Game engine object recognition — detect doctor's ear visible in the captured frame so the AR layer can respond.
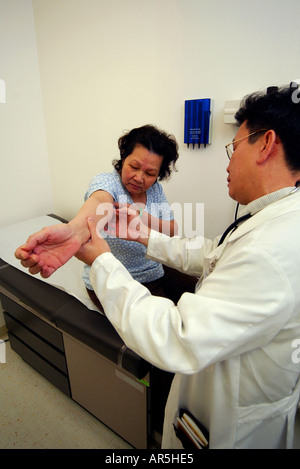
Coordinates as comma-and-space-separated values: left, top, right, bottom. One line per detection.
258, 130, 278, 162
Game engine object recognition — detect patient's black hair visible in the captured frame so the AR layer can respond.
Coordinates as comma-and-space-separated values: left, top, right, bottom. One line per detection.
113, 124, 179, 181
235, 84, 300, 171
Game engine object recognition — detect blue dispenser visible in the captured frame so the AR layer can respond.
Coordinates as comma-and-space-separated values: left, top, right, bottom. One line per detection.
184, 98, 211, 148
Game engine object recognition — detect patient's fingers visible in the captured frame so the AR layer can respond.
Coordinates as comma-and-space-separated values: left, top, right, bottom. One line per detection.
15, 247, 29, 260
40, 266, 56, 278
22, 258, 54, 278
28, 263, 42, 275
20, 254, 39, 268
15, 228, 52, 261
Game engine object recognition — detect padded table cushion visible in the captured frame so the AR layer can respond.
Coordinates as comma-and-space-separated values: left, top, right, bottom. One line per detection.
0, 258, 151, 379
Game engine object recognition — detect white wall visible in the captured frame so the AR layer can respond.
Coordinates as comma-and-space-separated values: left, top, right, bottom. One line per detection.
0, 0, 53, 227
0, 0, 53, 328
32, 0, 300, 239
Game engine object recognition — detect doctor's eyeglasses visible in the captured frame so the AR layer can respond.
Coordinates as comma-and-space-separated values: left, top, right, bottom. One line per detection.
225, 129, 267, 160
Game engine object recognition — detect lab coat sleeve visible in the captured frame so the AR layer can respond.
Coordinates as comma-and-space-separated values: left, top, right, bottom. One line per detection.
89, 243, 295, 374
146, 230, 217, 277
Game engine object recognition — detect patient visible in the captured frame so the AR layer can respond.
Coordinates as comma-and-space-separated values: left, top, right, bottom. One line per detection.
15, 124, 198, 307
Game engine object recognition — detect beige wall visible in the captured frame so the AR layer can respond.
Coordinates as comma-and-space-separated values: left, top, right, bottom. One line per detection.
0, 0, 53, 228
0, 0, 53, 329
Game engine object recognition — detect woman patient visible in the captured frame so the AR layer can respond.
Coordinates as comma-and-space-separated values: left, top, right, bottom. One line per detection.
15, 124, 197, 308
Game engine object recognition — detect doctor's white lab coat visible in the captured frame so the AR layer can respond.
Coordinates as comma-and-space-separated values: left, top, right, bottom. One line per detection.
90, 190, 300, 449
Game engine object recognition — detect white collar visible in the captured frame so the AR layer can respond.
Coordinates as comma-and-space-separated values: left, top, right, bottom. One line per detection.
239, 187, 296, 218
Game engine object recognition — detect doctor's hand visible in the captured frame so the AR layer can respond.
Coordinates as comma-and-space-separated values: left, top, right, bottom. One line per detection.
114, 204, 150, 246
14, 223, 83, 278
75, 218, 111, 266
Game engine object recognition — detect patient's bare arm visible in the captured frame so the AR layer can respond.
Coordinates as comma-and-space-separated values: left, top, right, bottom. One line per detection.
14, 190, 114, 278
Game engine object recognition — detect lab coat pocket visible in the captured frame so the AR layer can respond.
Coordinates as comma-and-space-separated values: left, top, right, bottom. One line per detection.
173, 408, 209, 450
234, 380, 300, 449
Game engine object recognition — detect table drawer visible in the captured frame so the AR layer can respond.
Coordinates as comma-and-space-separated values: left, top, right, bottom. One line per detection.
8, 332, 71, 397
4, 311, 67, 373
1, 295, 64, 351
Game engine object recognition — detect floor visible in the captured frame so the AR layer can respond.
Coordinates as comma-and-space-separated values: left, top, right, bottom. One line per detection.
0, 334, 132, 449
1, 331, 300, 450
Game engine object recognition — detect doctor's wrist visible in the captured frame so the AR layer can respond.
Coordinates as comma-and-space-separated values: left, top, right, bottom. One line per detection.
137, 226, 150, 247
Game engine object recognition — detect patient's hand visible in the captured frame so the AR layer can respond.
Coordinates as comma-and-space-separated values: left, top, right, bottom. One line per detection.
75, 219, 111, 266
14, 223, 82, 278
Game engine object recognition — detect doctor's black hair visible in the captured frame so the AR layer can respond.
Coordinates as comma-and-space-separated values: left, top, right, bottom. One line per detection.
113, 124, 179, 181
235, 84, 300, 172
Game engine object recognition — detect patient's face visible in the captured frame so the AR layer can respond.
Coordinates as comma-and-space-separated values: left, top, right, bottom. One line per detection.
121, 144, 163, 198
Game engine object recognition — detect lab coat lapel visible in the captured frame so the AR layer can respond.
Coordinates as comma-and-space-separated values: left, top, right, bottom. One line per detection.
228, 194, 300, 244
203, 192, 300, 279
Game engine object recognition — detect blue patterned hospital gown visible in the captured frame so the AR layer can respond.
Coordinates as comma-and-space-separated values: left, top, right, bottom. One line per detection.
82, 171, 174, 289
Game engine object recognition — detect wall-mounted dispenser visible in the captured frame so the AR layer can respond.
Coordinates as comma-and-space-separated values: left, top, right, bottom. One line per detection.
184, 98, 212, 148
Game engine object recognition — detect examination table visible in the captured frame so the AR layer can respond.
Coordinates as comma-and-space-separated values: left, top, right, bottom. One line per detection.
0, 215, 173, 449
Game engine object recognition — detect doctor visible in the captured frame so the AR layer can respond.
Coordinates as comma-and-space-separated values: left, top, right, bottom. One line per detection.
77, 85, 300, 448
31, 85, 300, 448
76, 85, 300, 448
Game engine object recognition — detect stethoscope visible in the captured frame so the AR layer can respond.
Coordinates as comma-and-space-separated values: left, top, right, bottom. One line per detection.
218, 181, 300, 246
